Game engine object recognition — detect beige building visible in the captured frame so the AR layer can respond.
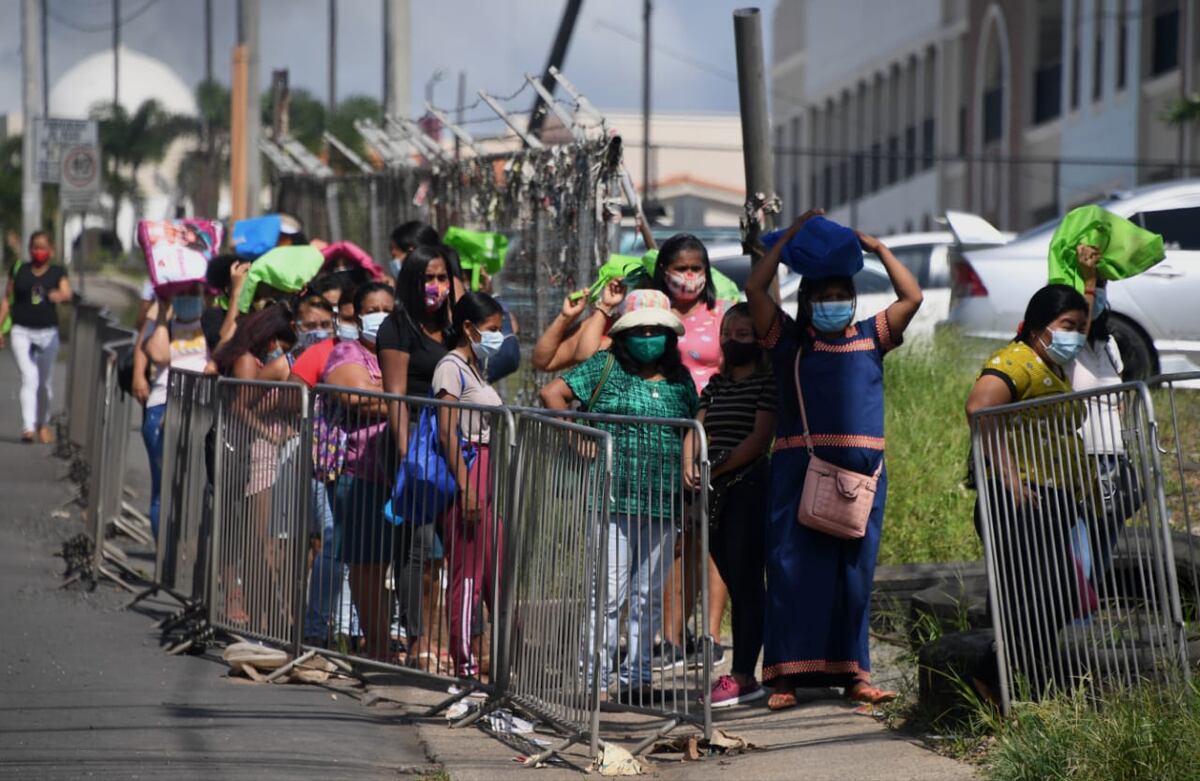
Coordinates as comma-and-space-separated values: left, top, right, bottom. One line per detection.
771, 0, 1200, 234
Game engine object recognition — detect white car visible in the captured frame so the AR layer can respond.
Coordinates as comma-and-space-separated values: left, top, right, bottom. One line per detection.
709, 233, 964, 337
944, 179, 1200, 379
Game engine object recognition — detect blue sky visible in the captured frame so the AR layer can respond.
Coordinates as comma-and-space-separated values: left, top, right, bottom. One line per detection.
0, 0, 773, 122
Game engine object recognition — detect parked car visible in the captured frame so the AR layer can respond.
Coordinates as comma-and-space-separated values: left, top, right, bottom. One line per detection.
707, 233, 963, 336
945, 179, 1200, 380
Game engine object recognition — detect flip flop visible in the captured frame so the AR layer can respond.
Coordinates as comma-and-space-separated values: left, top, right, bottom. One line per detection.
767, 691, 799, 711
845, 684, 897, 705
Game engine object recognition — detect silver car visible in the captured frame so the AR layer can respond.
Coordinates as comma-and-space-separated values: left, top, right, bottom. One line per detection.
945, 179, 1200, 379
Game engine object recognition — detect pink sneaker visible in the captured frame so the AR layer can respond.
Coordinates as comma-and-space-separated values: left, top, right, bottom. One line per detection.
708, 674, 765, 709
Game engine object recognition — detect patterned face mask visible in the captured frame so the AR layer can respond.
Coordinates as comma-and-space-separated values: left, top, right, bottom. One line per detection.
665, 271, 706, 302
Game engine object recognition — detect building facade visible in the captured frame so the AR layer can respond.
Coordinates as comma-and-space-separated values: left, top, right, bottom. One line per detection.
772, 0, 1200, 234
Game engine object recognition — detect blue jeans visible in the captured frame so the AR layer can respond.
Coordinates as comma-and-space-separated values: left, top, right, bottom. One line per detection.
305, 478, 348, 641
141, 403, 166, 539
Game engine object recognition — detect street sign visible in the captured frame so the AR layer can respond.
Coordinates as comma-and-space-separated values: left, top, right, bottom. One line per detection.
33, 118, 101, 212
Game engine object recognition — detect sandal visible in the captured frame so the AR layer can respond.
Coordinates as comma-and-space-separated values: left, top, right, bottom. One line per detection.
767, 690, 799, 711
844, 684, 897, 705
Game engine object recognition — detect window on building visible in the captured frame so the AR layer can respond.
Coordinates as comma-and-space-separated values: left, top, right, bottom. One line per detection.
922, 117, 935, 169
790, 116, 801, 207
904, 125, 916, 178
1070, 0, 1081, 110
823, 164, 832, 208
886, 135, 899, 185
958, 105, 966, 155
871, 141, 882, 192
774, 125, 786, 203
853, 152, 864, 198
1117, 0, 1128, 90
983, 87, 1003, 144
1150, 1, 1180, 77
1093, 29, 1104, 102
1033, 2, 1063, 124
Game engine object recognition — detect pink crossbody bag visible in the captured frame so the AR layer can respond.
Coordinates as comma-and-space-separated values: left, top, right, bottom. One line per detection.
793, 349, 880, 540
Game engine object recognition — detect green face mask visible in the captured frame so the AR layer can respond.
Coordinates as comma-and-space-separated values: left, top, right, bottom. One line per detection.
625, 333, 668, 364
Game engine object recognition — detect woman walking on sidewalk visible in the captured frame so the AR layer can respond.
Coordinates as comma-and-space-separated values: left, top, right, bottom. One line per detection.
745, 210, 922, 710
0, 231, 73, 443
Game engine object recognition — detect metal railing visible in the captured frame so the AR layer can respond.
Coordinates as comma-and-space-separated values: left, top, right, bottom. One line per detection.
970, 381, 1190, 713
1149, 372, 1200, 624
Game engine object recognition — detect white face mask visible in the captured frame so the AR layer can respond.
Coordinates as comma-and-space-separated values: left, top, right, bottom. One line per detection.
359, 312, 388, 343
470, 329, 506, 362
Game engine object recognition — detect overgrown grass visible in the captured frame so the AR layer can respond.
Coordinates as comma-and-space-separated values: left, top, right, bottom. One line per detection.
983, 683, 1200, 781
879, 332, 984, 564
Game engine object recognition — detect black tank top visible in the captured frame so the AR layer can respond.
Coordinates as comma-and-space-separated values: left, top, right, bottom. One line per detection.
11, 263, 66, 329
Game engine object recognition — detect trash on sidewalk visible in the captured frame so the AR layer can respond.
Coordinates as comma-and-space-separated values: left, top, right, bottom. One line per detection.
649, 729, 756, 760
594, 743, 645, 776
221, 642, 337, 684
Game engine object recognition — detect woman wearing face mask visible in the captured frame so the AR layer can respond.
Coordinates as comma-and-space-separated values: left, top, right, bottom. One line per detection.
746, 210, 923, 710
682, 303, 777, 708
0, 231, 73, 443
541, 289, 699, 699
388, 220, 440, 278
319, 282, 397, 660
139, 284, 210, 538
432, 292, 506, 678
210, 301, 296, 379
257, 295, 334, 381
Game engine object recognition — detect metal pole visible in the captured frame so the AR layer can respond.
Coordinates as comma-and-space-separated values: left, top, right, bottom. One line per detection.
525, 0, 584, 140
21, 0, 43, 245
641, 0, 651, 199
204, 0, 213, 83
327, 0, 337, 112
455, 70, 466, 160
39, 0, 47, 115
383, 0, 411, 118
733, 7, 776, 248
112, 0, 120, 106
239, 0, 262, 216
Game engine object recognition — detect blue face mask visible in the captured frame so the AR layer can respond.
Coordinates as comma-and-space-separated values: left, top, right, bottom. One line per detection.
389, 258, 403, 278
172, 295, 204, 322
359, 311, 388, 343
1093, 288, 1108, 317
265, 346, 285, 363
296, 329, 330, 351
811, 300, 855, 333
1043, 329, 1087, 365
336, 321, 360, 342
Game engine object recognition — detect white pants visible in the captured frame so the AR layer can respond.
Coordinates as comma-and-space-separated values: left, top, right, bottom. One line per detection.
9, 325, 59, 432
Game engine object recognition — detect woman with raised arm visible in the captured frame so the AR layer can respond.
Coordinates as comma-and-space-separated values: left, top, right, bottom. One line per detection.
745, 209, 922, 710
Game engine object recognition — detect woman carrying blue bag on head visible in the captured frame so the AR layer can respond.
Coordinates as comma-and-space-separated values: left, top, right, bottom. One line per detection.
746, 210, 923, 711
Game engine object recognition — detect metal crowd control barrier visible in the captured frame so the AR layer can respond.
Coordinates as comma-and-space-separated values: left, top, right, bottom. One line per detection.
301, 385, 514, 709
1148, 372, 1200, 624
79, 324, 145, 591
65, 302, 105, 456
465, 411, 613, 762
209, 378, 312, 652
492, 407, 713, 759
970, 381, 1189, 713
151, 370, 219, 606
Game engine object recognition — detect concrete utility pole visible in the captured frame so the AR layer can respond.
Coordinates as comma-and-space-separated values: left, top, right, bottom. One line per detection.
112, 0, 120, 106
642, 0, 652, 198
328, 0, 337, 112
39, 0, 47, 115
238, 0, 261, 216
733, 7, 776, 249
383, 0, 411, 117
21, 0, 43, 245
204, 0, 213, 83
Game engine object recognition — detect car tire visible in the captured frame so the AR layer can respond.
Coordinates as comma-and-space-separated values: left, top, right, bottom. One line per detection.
1107, 314, 1158, 381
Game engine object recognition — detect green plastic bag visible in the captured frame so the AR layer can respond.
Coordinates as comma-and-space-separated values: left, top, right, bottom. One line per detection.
577, 249, 743, 305
443, 227, 508, 291
237, 245, 325, 313
1048, 205, 1165, 293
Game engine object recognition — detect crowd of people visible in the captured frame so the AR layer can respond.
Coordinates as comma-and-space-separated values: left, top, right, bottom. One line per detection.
1, 200, 1144, 710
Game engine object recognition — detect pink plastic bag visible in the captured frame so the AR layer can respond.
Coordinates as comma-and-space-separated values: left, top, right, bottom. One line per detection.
320, 241, 386, 282
138, 219, 224, 296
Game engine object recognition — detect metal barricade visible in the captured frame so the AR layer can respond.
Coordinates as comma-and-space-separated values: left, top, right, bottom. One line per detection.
66, 302, 105, 455
154, 370, 219, 604
302, 385, 514, 703
473, 411, 612, 762
970, 381, 1189, 713
1149, 372, 1200, 625
502, 407, 713, 757
208, 378, 312, 652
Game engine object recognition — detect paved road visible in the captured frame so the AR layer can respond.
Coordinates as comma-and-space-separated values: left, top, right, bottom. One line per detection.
0, 361, 432, 781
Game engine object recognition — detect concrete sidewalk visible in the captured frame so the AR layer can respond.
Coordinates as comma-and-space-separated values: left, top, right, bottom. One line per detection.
0, 354, 977, 780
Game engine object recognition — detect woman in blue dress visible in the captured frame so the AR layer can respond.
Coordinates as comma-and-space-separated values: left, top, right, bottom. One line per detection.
745, 209, 923, 709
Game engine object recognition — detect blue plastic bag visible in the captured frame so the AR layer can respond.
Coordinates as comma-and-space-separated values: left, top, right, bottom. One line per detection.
762, 216, 863, 279
388, 403, 476, 526
231, 215, 282, 260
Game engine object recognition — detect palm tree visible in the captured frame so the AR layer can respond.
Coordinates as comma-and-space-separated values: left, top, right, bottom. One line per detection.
90, 98, 196, 248
328, 95, 382, 164
1165, 95, 1200, 126
0, 135, 22, 265
177, 79, 231, 218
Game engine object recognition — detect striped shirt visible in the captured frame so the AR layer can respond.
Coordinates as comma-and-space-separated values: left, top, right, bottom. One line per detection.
699, 369, 777, 453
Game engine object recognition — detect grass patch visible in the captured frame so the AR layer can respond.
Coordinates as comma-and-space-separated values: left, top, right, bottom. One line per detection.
982, 683, 1200, 781
880, 332, 984, 564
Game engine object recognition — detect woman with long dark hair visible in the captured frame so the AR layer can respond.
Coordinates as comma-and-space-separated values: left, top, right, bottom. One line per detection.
541, 289, 699, 698
210, 302, 296, 379
432, 292, 506, 678
746, 209, 923, 710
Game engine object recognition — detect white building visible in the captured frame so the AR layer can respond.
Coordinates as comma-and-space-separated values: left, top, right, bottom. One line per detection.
771, 0, 1200, 233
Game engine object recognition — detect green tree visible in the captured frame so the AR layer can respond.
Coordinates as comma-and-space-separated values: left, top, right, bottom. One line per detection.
0, 135, 22, 265
328, 94, 382, 164
177, 79, 231, 218
261, 87, 326, 152
90, 98, 196, 248
1166, 94, 1200, 126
